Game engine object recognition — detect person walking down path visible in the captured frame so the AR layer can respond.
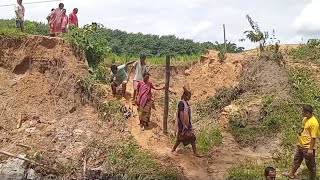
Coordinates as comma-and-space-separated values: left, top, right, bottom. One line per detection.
48, 3, 64, 37
171, 87, 202, 158
69, 8, 78, 27
287, 105, 319, 180
128, 53, 147, 105
135, 72, 164, 131
61, 9, 69, 33
15, 0, 25, 32
110, 61, 135, 97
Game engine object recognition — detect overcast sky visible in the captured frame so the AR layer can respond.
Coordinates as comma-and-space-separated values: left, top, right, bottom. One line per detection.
0, 0, 319, 49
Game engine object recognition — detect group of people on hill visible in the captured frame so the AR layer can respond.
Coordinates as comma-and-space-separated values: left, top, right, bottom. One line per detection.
46, 3, 78, 37
110, 55, 319, 178
110, 54, 202, 157
14, 0, 79, 37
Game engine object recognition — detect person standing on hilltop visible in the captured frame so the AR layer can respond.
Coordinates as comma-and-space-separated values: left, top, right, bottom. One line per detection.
61, 9, 69, 33
15, 0, 25, 32
48, 3, 64, 37
171, 87, 202, 158
135, 72, 164, 131
110, 61, 135, 97
287, 105, 319, 180
128, 53, 148, 105
69, 8, 78, 27
46, 8, 55, 36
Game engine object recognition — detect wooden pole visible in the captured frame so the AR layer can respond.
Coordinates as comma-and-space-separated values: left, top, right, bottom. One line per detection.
163, 55, 170, 134
223, 24, 227, 52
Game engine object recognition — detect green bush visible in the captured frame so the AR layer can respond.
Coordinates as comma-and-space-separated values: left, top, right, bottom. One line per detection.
290, 39, 320, 63
197, 126, 222, 153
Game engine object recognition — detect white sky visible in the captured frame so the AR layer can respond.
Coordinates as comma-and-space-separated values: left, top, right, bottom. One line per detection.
0, 0, 319, 49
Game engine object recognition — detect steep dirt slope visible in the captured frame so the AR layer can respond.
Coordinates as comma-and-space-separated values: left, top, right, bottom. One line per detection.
0, 35, 117, 178
125, 50, 276, 179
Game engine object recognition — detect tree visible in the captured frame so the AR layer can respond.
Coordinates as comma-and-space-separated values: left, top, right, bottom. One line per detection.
243, 15, 268, 52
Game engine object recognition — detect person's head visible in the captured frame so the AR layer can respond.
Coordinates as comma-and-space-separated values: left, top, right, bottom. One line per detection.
143, 72, 150, 81
62, 9, 66, 14
181, 87, 191, 101
264, 167, 276, 180
51, 8, 55, 12
111, 64, 118, 74
73, 8, 78, 14
58, 3, 64, 9
302, 104, 313, 118
140, 53, 146, 62
17, 0, 22, 5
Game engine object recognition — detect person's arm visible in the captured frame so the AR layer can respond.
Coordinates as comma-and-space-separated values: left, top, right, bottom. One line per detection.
308, 123, 319, 154
110, 72, 115, 83
151, 83, 165, 90
127, 61, 137, 81
14, 6, 20, 19
126, 60, 136, 67
178, 102, 188, 130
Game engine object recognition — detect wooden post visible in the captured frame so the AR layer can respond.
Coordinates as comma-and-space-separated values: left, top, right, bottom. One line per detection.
163, 55, 170, 134
223, 24, 227, 52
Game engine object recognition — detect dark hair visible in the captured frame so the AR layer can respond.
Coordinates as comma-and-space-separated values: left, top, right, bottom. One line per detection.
264, 166, 275, 176
140, 53, 146, 59
51, 8, 54, 11
181, 87, 191, 100
74, 8, 78, 11
111, 64, 117, 69
63, 8, 66, 11
303, 104, 313, 114
143, 72, 150, 77
58, 3, 64, 7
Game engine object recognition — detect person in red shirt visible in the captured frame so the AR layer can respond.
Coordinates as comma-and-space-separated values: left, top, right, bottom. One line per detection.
69, 8, 78, 27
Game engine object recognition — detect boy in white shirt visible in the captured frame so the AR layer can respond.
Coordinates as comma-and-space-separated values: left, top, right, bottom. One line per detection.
129, 54, 147, 105
15, 0, 25, 32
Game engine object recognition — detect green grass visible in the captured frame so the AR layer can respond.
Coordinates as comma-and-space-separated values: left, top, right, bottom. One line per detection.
104, 52, 200, 65
0, 26, 25, 36
87, 139, 183, 180
290, 39, 320, 64
196, 86, 245, 119
197, 126, 222, 153
227, 66, 320, 179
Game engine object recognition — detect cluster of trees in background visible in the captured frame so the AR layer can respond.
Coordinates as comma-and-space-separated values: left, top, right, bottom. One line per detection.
0, 19, 245, 58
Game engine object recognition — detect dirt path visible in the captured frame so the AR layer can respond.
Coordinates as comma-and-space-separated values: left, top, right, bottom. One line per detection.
123, 52, 274, 179
124, 82, 211, 180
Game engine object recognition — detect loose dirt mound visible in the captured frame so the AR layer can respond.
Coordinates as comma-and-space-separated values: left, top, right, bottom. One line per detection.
0, 35, 88, 131
0, 35, 114, 178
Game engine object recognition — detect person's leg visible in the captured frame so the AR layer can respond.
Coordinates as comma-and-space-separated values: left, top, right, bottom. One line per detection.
20, 21, 24, 32
122, 82, 127, 97
191, 141, 202, 158
132, 80, 137, 103
171, 140, 181, 152
304, 149, 316, 180
289, 146, 304, 178
145, 101, 152, 127
111, 82, 117, 97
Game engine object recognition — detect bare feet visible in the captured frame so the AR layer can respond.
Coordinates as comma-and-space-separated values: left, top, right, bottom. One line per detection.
171, 151, 179, 156
194, 153, 203, 158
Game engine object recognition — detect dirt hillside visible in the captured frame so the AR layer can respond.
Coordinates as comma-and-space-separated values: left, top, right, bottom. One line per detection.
0, 35, 117, 178
0, 34, 299, 180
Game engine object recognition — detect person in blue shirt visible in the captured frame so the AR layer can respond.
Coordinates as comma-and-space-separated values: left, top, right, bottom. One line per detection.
110, 61, 135, 97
